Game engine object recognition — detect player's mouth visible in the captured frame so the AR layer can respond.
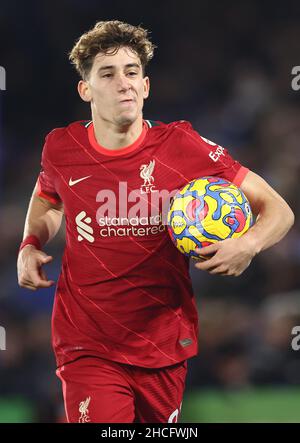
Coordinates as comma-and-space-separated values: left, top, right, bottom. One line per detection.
119, 98, 135, 104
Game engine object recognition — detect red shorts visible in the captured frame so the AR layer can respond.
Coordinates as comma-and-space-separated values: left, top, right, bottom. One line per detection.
56, 356, 187, 423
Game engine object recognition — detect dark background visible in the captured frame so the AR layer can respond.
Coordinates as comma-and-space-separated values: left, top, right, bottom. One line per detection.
0, 0, 300, 422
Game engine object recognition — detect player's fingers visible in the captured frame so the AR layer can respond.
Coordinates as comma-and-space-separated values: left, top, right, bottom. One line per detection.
194, 258, 219, 271
28, 269, 43, 287
36, 279, 55, 288
22, 279, 54, 289
195, 244, 219, 256
39, 267, 48, 281
39, 268, 56, 286
40, 255, 53, 264
28, 269, 55, 288
19, 279, 38, 291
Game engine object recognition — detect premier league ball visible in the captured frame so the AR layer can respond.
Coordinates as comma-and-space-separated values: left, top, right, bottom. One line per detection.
167, 176, 253, 259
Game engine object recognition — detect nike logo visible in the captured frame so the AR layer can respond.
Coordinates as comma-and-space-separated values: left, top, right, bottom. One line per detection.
69, 175, 92, 186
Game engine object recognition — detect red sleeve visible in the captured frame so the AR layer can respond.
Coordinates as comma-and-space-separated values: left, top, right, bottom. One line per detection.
36, 134, 62, 204
174, 120, 249, 187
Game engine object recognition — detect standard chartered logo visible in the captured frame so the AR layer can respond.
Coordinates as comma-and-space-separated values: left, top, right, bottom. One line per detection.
76, 211, 95, 243
98, 214, 166, 237
75, 182, 179, 242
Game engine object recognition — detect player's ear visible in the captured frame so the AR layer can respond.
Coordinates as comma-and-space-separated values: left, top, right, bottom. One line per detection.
143, 76, 150, 99
78, 80, 92, 102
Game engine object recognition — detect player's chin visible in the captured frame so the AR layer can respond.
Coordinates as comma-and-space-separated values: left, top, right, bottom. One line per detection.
116, 112, 137, 126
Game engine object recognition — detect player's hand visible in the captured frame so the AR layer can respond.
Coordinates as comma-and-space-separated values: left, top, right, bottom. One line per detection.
194, 237, 257, 277
17, 245, 55, 290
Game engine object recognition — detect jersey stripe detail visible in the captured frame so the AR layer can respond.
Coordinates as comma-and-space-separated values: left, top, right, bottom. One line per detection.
66, 248, 179, 365
47, 155, 192, 329
153, 156, 191, 182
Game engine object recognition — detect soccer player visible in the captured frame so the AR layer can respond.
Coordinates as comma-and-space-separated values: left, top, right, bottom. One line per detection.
17, 20, 294, 423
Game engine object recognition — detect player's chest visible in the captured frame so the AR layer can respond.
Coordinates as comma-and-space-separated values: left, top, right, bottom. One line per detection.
53, 151, 184, 241
54, 152, 183, 208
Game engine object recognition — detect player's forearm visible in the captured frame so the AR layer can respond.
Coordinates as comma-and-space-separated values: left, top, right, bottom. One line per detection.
242, 196, 295, 256
23, 185, 64, 248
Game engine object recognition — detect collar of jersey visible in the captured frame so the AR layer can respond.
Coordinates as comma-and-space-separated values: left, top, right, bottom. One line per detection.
87, 120, 148, 157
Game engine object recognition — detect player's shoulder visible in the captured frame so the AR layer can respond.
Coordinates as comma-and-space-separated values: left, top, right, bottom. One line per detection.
42, 121, 90, 160
147, 119, 193, 131
166, 119, 194, 131
45, 120, 87, 143
145, 119, 195, 144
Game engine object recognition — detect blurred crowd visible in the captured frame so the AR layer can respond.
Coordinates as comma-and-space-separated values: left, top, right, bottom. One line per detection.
0, 0, 300, 422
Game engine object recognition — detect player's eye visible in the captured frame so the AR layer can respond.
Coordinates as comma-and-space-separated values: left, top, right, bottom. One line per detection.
102, 73, 113, 78
128, 72, 138, 76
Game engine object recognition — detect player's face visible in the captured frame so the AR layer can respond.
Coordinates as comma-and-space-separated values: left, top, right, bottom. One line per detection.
79, 46, 150, 127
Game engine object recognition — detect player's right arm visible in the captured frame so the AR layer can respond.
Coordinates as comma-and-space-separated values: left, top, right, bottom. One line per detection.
17, 181, 64, 291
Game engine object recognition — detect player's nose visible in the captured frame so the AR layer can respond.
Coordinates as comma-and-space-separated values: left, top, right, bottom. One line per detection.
115, 74, 131, 92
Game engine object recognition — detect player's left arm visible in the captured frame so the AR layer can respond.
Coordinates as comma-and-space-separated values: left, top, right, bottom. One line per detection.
195, 170, 295, 276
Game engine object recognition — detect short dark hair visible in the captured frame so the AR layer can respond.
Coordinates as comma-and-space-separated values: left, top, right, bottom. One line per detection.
69, 20, 156, 79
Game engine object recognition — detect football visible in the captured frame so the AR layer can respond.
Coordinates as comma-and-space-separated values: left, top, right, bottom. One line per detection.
167, 176, 253, 259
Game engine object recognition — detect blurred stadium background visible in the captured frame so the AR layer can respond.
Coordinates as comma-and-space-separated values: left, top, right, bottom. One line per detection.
1, 0, 300, 423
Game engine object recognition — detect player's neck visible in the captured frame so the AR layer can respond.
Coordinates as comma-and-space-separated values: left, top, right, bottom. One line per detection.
92, 115, 144, 150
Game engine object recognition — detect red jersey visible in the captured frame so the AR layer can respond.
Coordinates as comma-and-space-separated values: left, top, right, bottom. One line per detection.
36, 119, 249, 369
